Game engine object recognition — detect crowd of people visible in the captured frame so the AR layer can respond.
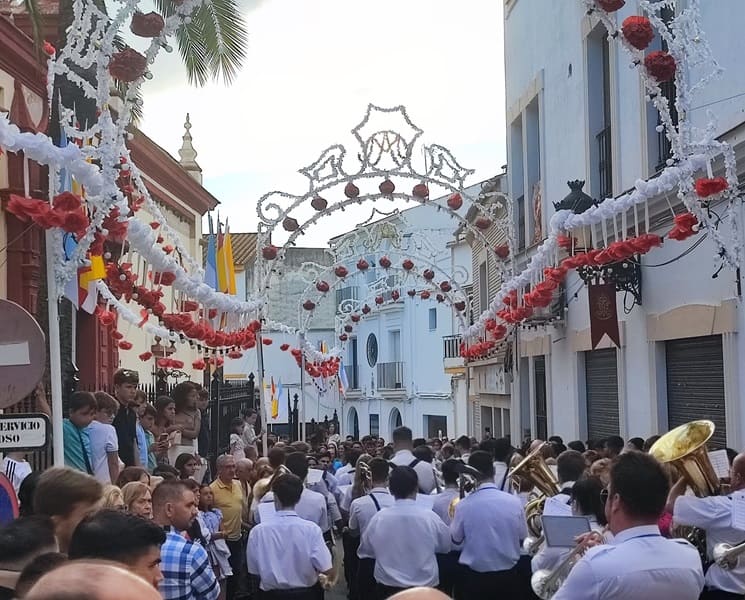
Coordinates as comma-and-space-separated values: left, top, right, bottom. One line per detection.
0, 368, 743, 600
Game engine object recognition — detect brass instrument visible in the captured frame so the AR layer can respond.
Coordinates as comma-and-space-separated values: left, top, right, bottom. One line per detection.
522, 534, 544, 556
509, 443, 560, 537
448, 463, 480, 519
531, 531, 604, 599
649, 420, 719, 563
713, 541, 745, 569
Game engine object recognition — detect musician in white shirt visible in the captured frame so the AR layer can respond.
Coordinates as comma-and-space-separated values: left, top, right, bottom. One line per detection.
430, 459, 462, 597
247, 473, 333, 599
362, 466, 450, 598
668, 451, 745, 600
390, 427, 436, 494
553, 452, 704, 600
349, 458, 394, 600
450, 451, 527, 599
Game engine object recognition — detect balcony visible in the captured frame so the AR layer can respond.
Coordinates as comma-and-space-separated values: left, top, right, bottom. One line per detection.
443, 334, 465, 371
377, 362, 404, 390
344, 364, 359, 390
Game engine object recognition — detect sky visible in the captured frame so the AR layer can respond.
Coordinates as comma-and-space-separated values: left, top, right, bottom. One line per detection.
138, 0, 507, 246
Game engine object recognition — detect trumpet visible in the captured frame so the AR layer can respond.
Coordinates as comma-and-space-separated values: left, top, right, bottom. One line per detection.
713, 541, 745, 569
531, 531, 604, 599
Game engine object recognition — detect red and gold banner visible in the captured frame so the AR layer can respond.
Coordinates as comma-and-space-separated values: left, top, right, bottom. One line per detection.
589, 283, 620, 349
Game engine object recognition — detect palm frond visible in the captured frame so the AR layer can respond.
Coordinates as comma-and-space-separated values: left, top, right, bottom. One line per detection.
194, 0, 247, 85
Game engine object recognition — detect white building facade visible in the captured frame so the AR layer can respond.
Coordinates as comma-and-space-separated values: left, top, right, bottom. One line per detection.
504, 0, 745, 448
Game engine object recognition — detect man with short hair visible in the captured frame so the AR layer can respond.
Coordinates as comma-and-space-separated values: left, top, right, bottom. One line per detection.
602, 435, 625, 459
450, 450, 526, 599
247, 474, 334, 599
363, 466, 450, 597
0, 516, 56, 599
553, 452, 704, 600
152, 480, 219, 600
390, 427, 436, 494
210, 454, 243, 599
89, 392, 120, 484
669, 452, 745, 599
25, 561, 162, 600
33, 468, 103, 553
111, 369, 141, 467
454, 436, 471, 461
68, 509, 165, 588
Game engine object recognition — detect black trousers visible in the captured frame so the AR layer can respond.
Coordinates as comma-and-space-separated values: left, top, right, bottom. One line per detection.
342, 531, 360, 600
226, 538, 244, 600
700, 590, 743, 600
356, 558, 376, 600
259, 584, 323, 600
455, 565, 518, 600
436, 551, 462, 597
375, 584, 407, 600
515, 555, 540, 600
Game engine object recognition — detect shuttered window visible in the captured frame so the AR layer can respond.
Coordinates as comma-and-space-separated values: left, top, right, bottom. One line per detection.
585, 348, 619, 441
666, 335, 726, 449
534, 356, 548, 440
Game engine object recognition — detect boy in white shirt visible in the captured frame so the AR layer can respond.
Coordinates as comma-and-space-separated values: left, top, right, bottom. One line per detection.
89, 392, 121, 484
1, 452, 32, 495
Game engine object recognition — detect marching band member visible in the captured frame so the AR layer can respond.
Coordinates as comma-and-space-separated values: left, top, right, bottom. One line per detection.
341, 454, 374, 516
390, 427, 437, 494
450, 450, 527, 599
341, 454, 373, 600
362, 466, 450, 599
431, 459, 462, 597
247, 474, 334, 599
542, 450, 586, 518
349, 458, 394, 600
553, 452, 704, 600
667, 452, 745, 600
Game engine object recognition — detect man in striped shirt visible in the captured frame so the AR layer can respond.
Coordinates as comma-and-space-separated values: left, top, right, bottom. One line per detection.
152, 480, 219, 600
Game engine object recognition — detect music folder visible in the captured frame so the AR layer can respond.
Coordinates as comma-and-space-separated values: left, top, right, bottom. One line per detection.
541, 515, 591, 547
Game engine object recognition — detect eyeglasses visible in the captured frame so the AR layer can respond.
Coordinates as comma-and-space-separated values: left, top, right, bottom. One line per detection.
600, 488, 609, 504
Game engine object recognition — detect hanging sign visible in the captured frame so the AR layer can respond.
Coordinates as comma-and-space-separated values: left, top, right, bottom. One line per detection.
0, 300, 46, 408
0, 414, 50, 451
588, 283, 621, 349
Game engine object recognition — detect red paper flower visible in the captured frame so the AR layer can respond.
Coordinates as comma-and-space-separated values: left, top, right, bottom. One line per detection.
43, 41, 55, 56
454, 301, 466, 311
303, 300, 316, 311
344, 182, 360, 198
112, 331, 124, 340
391, 290, 400, 301
422, 269, 435, 281
282, 217, 299, 232
97, 309, 116, 327
645, 51, 676, 82
183, 300, 199, 312
356, 259, 369, 271
339, 334, 348, 342
53, 191, 82, 212
262, 338, 273, 345
311, 196, 328, 211
192, 359, 206, 370
280, 343, 290, 351
668, 212, 698, 241
171, 360, 184, 369
402, 259, 414, 271
447, 193, 463, 210
149, 221, 160, 229
118, 341, 133, 350
379, 179, 395, 195
262, 245, 278, 260
378, 256, 392, 269
350, 314, 360, 322
7, 195, 50, 222
208, 308, 218, 320
694, 177, 728, 198
163, 245, 174, 255
334, 265, 348, 278
61, 211, 90, 239
622, 16, 654, 50
139, 352, 153, 362
316, 281, 330, 293
375, 296, 384, 305
494, 244, 510, 259
102, 208, 129, 242
130, 11, 165, 37
440, 281, 452, 292
344, 324, 353, 333
412, 184, 429, 199
153, 271, 176, 286
109, 47, 148, 82
596, 0, 625, 11
361, 304, 371, 314
420, 291, 431, 300
249, 320, 262, 332
474, 216, 492, 230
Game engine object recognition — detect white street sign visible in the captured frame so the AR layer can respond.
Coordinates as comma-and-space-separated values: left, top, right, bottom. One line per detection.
0, 414, 49, 451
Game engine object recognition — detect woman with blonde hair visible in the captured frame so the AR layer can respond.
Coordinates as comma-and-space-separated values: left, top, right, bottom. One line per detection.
100, 484, 125, 510
121, 481, 153, 519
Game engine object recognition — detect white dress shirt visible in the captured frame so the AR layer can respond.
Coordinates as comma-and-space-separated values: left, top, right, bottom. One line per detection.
87, 420, 119, 484
674, 494, 745, 594
246, 511, 332, 591
335, 463, 354, 485
451, 482, 527, 572
432, 487, 459, 526
553, 524, 704, 600
493, 462, 512, 492
391, 450, 437, 494
258, 488, 329, 532
349, 488, 395, 559
363, 498, 451, 587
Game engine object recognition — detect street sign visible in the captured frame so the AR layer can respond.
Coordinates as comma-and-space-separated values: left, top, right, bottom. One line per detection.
0, 299, 46, 408
0, 413, 49, 451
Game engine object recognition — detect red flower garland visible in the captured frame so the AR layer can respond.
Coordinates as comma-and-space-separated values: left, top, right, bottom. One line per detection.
694, 177, 728, 198
622, 16, 654, 50
644, 51, 676, 82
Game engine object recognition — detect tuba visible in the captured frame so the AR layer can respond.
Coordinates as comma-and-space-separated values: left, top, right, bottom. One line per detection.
448, 462, 480, 519
509, 443, 560, 537
649, 420, 719, 563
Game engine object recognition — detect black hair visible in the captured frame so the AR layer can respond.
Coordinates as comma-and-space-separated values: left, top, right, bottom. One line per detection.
285, 452, 309, 481
643, 435, 661, 452
572, 476, 607, 526
389, 466, 418, 499
242, 408, 257, 418
174, 453, 197, 477
557, 450, 586, 484
15, 552, 67, 597
493, 438, 512, 463
172, 382, 198, 412
152, 479, 191, 510
479, 438, 497, 460
18, 471, 41, 516
468, 450, 495, 479
455, 435, 471, 450
568, 440, 586, 453
69, 391, 96, 413
152, 464, 179, 481
412, 445, 433, 463
727, 447, 738, 465
346, 448, 363, 468
116, 466, 150, 488
604, 435, 625, 456
69, 510, 165, 564
610, 451, 668, 520
273, 474, 303, 508
627, 437, 645, 452
0, 516, 55, 564
548, 435, 564, 445
441, 459, 460, 486
268, 447, 286, 469
392, 426, 413, 445
412, 438, 427, 448
230, 417, 244, 432
369, 458, 390, 483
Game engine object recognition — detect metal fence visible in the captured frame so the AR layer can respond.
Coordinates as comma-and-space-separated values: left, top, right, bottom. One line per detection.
443, 335, 461, 359
377, 362, 404, 389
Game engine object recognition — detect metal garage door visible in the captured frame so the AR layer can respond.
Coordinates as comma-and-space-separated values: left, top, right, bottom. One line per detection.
585, 348, 619, 441
666, 335, 726, 449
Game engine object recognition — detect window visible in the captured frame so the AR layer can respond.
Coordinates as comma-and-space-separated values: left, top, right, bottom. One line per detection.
587, 26, 613, 200
366, 334, 378, 367
525, 97, 541, 243
369, 414, 379, 437
428, 308, 437, 331
510, 116, 525, 250
389, 330, 401, 362
478, 262, 488, 316
516, 195, 526, 251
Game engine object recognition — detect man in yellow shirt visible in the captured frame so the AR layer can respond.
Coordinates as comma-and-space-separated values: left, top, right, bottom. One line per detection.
210, 454, 244, 599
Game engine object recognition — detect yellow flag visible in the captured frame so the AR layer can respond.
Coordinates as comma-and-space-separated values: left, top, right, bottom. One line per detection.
270, 377, 278, 419
224, 221, 236, 295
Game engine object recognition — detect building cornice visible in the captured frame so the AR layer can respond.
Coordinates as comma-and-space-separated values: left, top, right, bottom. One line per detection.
0, 17, 47, 99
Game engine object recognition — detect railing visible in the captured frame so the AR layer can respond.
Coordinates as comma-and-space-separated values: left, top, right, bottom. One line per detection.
344, 364, 359, 390
377, 362, 404, 389
443, 334, 462, 359
596, 124, 613, 199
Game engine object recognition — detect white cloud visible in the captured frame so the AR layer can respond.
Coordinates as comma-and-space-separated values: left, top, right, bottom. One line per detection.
138, 0, 506, 245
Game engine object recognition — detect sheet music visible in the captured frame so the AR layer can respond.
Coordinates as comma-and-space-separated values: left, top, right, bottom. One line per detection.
708, 449, 730, 479
306, 468, 324, 485
543, 495, 573, 517
731, 491, 745, 531
541, 515, 591, 547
